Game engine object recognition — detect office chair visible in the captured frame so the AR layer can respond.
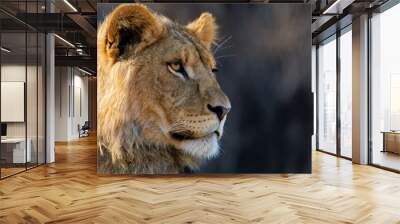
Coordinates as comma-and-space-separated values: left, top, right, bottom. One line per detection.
79, 121, 90, 138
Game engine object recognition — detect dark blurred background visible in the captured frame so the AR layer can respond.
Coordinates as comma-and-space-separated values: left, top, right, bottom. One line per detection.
98, 3, 313, 173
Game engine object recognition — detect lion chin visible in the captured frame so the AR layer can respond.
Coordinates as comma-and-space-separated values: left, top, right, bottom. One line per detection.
179, 133, 220, 159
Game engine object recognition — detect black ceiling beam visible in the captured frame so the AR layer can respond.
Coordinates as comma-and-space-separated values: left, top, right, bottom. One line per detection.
0, 7, 38, 31
13, 13, 83, 32
78, 12, 97, 28
0, 18, 27, 31
55, 47, 96, 57
55, 55, 96, 69
66, 13, 96, 46
86, 0, 97, 11
10, 12, 97, 47
312, 14, 352, 44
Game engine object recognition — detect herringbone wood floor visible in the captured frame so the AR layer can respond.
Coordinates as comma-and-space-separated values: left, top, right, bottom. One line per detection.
1, 135, 400, 224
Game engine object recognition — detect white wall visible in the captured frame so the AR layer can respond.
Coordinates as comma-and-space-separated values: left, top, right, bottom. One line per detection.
54, 67, 89, 141
72, 72, 89, 138
55, 66, 69, 141
1, 65, 26, 140
1, 65, 28, 140
1, 65, 38, 137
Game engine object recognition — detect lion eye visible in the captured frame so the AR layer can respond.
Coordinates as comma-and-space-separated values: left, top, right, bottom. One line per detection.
212, 68, 218, 73
167, 61, 189, 79
170, 63, 181, 71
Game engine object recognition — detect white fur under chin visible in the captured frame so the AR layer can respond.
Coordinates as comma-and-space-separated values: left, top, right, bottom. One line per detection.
179, 134, 220, 159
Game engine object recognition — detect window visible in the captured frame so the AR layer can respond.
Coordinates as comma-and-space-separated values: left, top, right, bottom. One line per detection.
370, 3, 400, 171
317, 36, 337, 154
339, 28, 352, 158
316, 26, 353, 159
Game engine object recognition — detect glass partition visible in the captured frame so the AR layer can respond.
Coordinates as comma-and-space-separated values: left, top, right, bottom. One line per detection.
0, 1, 46, 179
1, 30, 28, 177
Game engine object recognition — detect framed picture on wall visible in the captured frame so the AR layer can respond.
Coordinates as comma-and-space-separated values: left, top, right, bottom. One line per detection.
97, 3, 312, 174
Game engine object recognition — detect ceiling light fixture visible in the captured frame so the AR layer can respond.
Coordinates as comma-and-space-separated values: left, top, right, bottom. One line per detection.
323, 0, 354, 15
1, 47, 11, 53
77, 67, 93, 76
54, 34, 75, 48
63, 0, 78, 12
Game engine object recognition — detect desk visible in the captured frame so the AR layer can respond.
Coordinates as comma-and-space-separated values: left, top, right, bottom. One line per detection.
1, 138, 31, 163
382, 131, 400, 154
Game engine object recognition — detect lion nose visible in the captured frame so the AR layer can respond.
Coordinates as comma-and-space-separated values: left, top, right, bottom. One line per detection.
207, 104, 230, 121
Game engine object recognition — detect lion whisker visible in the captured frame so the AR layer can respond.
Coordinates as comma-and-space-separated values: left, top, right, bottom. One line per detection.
215, 54, 236, 59
213, 35, 232, 54
219, 44, 233, 51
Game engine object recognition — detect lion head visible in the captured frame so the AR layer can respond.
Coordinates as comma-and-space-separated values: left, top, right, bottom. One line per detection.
97, 4, 231, 173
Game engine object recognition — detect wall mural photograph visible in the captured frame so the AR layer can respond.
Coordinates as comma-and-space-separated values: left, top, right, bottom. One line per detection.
97, 3, 312, 174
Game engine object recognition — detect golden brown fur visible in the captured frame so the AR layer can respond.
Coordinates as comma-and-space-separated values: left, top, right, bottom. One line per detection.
97, 4, 230, 174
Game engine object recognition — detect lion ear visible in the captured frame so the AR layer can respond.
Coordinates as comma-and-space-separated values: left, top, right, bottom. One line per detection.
99, 4, 163, 64
186, 12, 218, 49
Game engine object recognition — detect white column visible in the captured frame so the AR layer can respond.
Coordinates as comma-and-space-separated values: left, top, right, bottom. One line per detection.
352, 14, 369, 164
46, 32, 55, 163
45, 1, 55, 163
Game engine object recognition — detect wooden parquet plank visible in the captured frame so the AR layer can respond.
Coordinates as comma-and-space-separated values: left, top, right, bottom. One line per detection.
0, 135, 400, 223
